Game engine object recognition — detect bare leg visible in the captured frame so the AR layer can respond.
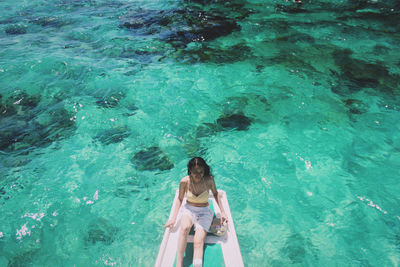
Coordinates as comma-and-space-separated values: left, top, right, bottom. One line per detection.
176, 215, 193, 267
193, 227, 207, 266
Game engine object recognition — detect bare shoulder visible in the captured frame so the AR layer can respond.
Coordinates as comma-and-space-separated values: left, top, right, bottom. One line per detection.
180, 176, 189, 187
206, 175, 215, 186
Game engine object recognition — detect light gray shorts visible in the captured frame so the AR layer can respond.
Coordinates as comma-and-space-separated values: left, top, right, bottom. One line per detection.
180, 203, 214, 232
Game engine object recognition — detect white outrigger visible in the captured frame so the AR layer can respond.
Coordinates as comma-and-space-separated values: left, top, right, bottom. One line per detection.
155, 189, 243, 267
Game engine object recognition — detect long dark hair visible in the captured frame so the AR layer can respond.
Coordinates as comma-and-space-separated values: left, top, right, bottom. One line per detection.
187, 157, 211, 177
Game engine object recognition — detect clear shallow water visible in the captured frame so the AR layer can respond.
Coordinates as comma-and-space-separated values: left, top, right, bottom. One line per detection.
0, 0, 399, 266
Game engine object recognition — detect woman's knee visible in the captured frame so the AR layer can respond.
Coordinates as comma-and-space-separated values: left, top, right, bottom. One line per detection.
180, 217, 193, 234
181, 223, 192, 234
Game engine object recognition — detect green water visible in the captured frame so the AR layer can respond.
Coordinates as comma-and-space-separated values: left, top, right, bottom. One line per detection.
1, 0, 400, 266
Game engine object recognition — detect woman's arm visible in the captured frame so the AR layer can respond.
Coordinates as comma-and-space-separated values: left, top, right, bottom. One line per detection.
165, 178, 187, 229
209, 176, 228, 223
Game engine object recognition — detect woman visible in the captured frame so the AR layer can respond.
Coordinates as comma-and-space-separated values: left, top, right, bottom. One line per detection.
164, 157, 228, 267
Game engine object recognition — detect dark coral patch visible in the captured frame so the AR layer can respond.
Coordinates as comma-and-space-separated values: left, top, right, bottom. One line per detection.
280, 233, 306, 264
216, 114, 252, 131
275, 32, 315, 44
373, 44, 390, 54
265, 52, 317, 74
0, 182, 24, 202
0, 91, 40, 117
0, 186, 6, 198
120, 10, 168, 30
114, 179, 141, 198
338, 9, 400, 32
195, 123, 220, 139
275, 3, 307, 14
176, 43, 252, 64
132, 147, 174, 171
95, 91, 138, 116
85, 218, 117, 246
9, 91, 41, 112
331, 48, 398, 95
1, 156, 31, 168
23, 108, 75, 151
343, 99, 368, 115
95, 92, 124, 108
120, 9, 240, 47
0, 117, 28, 151
4, 24, 27, 35
0, 92, 76, 152
95, 126, 130, 145
122, 102, 139, 116
162, 12, 240, 46
29, 16, 68, 28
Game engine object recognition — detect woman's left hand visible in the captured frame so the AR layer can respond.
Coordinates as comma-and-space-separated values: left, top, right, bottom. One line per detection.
221, 212, 228, 224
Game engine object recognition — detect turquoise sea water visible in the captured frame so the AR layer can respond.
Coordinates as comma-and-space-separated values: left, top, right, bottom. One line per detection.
1, 0, 399, 266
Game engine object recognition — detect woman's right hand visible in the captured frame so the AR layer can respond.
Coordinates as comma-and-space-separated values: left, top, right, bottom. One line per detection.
164, 219, 175, 229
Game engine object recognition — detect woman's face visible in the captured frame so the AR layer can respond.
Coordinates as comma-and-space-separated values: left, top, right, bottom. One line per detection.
190, 166, 204, 179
